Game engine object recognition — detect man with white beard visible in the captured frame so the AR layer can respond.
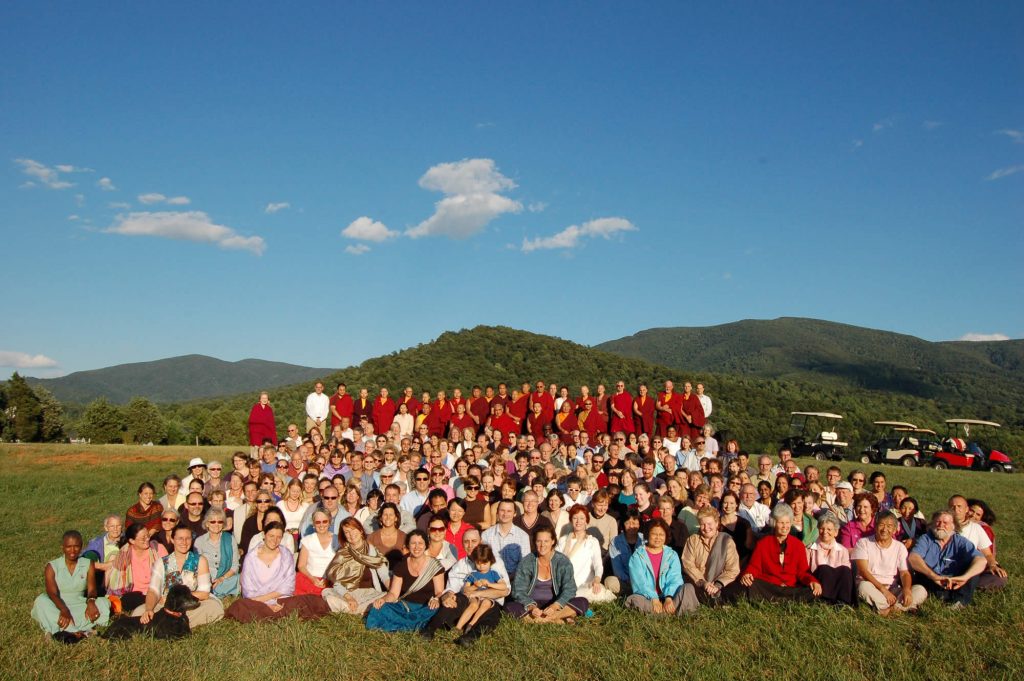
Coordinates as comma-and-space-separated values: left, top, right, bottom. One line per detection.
907, 510, 987, 607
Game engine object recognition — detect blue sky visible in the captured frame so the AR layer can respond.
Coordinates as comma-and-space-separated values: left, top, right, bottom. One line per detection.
2, 2, 1022, 378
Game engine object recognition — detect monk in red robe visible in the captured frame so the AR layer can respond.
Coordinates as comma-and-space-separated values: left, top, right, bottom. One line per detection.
679, 381, 706, 440
373, 388, 397, 435
397, 386, 421, 419
420, 402, 444, 438
248, 392, 277, 448
329, 383, 354, 431
492, 384, 510, 409
530, 381, 555, 427
593, 384, 611, 435
609, 382, 634, 434
554, 400, 577, 446
352, 388, 374, 427
577, 386, 595, 418
633, 383, 656, 437
656, 380, 682, 437
467, 386, 491, 435
449, 403, 476, 437
508, 386, 530, 434
577, 402, 599, 441
450, 388, 466, 416
433, 391, 453, 433
487, 402, 519, 441
527, 402, 547, 440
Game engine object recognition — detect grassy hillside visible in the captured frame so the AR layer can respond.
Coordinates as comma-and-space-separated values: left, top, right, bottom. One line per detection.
26, 355, 335, 404
156, 326, 1022, 456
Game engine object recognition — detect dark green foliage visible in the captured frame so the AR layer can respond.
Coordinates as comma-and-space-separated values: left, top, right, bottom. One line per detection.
34, 386, 65, 442
23, 355, 334, 404
3, 372, 43, 441
77, 397, 125, 444
123, 397, 167, 444
200, 406, 247, 445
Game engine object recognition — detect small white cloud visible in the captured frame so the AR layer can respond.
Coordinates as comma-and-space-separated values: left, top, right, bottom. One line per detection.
522, 217, 637, 253
342, 216, 398, 242
995, 129, 1023, 144
984, 165, 1024, 181
958, 332, 1010, 342
923, 120, 943, 130
475, 121, 496, 129
265, 202, 290, 214
67, 214, 80, 221
0, 350, 59, 369
55, 164, 92, 173
851, 139, 864, 150
74, 193, 85, 206
138, 192, 167, 204
105, 211, 265, 255
722, 271, 733, 280
407, 158, 522, 239
872, 118, 894, 133
108, 201, 131, 209
345, 244, 371, 255
19, 181, 36, 189
13, 158, 74, 189
166, 196, 190, 205
97, 177, 117, 191
527, 201, 548, 213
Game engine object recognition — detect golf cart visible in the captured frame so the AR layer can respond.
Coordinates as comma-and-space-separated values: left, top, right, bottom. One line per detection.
782, 412, 847, 461
858, 421, 943, 467
931, 419, 1015, 473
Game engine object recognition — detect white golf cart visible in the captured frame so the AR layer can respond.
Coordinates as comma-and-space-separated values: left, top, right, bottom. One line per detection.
782, 412, 847, 461
858, 421, 940, 467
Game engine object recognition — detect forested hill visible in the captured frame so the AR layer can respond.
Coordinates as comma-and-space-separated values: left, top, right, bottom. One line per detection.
26, 355, 335, 404
596, 318, 1024, 411
152, 326, 1021, 454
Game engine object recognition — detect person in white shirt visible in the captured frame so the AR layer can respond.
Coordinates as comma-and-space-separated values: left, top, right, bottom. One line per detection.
696, 383, 712, 419
305, 382, 330, 436
663, 426, 682, 458
738, 483, 770, 534
400, 469, 432, 516
557, 505, 614, 603
853, 513, 927, 614
480, 501, 531, 578
949, 495, 1007, 590
702, 424, 719, 457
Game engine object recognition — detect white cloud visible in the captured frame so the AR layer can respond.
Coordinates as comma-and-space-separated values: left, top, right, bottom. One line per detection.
0, 350, 58, 369
984, 165, 1024, 181
55, 164, 92, 173
13, 158, 74, 189
108, 201, 131, 209
67, 214, 80, 221
105, 211, 265, 255
97, 177, 117, 191
958, 332, 1010, 342
342, 216, 397, 242
527, 201, 548, 213
165, 196, 190, 205
138, 192, 167, 204
851, 139, 864, 150
521, 217, 637, 253
995, 129, 1023, 144
872, 118, 894, 133
74, 193, 85, 206
923, 120, 943, 130
265, 202, 291, 214
345, 244, 371, 255
407, 158, 523, 239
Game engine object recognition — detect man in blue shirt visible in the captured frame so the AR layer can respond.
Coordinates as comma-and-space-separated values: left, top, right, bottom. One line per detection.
908, 510, 987, 607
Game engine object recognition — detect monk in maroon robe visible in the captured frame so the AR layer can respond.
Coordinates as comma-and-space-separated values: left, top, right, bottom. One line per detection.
656, 381, 683, 437
609, 383, 634, 434
527, 402, 547, 440
397, 387, 421, 419
508, 388, 530, 434
633, 384, 656, 437
530, 382, 555, 427
352, 388, 374, 428
248, 392, 277, 446
487, 402, 519, 441
593, 384, 611, 435
373, 388, 397, 435
432, 392, 453, 434
329, 384, 354, 431
467, 386, 491, 434
449, 403, 475, 437
679, 382, 706, 440
554, 400, 577, 446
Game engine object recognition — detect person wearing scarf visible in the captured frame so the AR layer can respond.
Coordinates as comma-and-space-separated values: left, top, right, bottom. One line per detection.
194, 508, 240, 598
365, 530, 444, 632
323, 518, 390, 614
680, 507, 742, 608
136, 524, 224, 628
106, 523, 164, 613
225, 522, 329, 623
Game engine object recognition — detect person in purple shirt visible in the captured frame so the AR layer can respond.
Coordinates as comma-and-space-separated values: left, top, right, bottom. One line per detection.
907, 511, 987, 607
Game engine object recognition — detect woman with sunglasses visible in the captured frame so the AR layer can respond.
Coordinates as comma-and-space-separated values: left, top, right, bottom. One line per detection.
152, 509, 179, 554
295, 510, 338, 595
239, 492, 276, 561
195, 507, 239, 597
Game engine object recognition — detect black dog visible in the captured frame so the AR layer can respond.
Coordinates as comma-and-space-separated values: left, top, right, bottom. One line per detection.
102, 585, 201, 641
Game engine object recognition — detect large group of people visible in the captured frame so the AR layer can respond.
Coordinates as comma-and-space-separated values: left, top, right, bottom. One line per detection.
33, 379, 1009, 645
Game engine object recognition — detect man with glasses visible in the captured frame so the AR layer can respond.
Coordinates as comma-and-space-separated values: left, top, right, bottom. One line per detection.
284, 424, 303, 451
232, 481, 259, 545
180, 492, 207, 537
821, 481, 855, 525
738, 483, 771, 534
298, 484, 349, 538
417, 490, 451, 532
400, 469, 433, 516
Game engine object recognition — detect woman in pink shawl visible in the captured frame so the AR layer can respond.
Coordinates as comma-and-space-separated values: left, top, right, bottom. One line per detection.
248, 391, 277, 455
224, 522, 328, 623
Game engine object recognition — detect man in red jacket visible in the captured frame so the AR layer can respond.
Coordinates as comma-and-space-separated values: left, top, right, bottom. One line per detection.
741, 503, 822, 602
329, 383, 354, 431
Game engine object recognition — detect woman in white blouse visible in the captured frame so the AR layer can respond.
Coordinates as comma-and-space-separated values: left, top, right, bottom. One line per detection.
295, 510, 337, 595
277, 480, 311, 533
556, 505, 614, 603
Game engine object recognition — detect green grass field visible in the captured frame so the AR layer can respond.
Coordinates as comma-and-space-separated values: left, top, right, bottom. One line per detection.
2, 443, 1021, 681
